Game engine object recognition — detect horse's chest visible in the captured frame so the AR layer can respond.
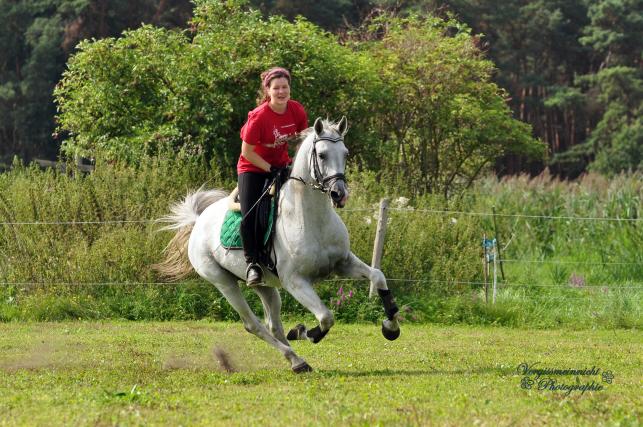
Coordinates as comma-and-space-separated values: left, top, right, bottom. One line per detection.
298, 231, 347, 261
303, 243, 346, 278
278, 219, 349, 277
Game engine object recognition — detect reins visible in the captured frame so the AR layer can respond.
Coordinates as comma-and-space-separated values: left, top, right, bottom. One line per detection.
226, 126, 348, 275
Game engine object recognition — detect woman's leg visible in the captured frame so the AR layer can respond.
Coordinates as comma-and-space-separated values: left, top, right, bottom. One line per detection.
238, 172, 268, 282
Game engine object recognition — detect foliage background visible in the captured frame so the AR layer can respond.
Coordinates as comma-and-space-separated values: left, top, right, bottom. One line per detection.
1, 0, 640, 176
0, 0, 640, 328
52, 0, 544, 197
0, 160, 640, 328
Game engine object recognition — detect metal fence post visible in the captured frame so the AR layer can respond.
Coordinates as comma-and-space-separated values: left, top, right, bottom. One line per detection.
492, 240, 498, 304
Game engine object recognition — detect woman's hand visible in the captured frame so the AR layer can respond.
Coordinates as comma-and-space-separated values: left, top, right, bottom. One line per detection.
241, 141, 271, 172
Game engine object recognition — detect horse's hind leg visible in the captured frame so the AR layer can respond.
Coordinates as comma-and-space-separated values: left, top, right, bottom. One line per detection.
252, 286, 288, 345
194, 261, 311, 372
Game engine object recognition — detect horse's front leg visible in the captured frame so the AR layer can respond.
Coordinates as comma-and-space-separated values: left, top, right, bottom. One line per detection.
335, 252, 401, 341
282, 275, 334, 344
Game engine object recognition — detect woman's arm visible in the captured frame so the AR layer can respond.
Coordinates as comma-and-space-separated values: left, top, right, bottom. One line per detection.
241, 141, 271, 172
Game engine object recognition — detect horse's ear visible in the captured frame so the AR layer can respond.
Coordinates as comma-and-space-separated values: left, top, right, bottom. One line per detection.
338, 116, 348, 136
314, 117, 324, 136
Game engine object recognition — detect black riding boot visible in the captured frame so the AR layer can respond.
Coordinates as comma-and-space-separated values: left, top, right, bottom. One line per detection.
246, 263, 264, 287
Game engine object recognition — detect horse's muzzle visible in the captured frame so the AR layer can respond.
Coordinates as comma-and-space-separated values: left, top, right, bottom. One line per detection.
330, 180, 349, 208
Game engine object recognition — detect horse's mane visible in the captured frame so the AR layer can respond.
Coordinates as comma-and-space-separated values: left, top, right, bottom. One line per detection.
291, 119, 343, 156
290, 128, 313, 146
294, 119, 344, 143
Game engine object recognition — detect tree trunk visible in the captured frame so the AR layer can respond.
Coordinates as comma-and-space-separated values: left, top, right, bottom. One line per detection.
153, 0, 169, 24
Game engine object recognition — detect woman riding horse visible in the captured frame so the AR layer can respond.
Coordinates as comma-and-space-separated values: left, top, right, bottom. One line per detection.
237, 67, 308, 287
156, 74, 400, 373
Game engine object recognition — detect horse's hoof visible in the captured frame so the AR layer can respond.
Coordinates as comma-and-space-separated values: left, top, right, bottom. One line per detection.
292, 362, 313, 374
382, 322, 400, 341
287, 323, 307, 341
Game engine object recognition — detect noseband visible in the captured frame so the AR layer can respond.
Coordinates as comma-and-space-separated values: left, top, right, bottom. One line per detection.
290, 135, 347, 194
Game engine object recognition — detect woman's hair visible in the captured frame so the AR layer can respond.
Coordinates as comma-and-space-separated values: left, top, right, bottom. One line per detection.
256, 67, 291, 105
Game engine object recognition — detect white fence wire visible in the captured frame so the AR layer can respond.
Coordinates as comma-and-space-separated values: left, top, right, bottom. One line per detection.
0, 206, 641, 225
0, 204, 640, 301
387, 207, 642, 222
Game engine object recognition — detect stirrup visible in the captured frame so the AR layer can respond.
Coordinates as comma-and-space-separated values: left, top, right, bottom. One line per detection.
246, 263, 264, 287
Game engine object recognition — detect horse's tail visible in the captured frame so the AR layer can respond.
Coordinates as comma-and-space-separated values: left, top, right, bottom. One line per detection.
153, 187, 228, 281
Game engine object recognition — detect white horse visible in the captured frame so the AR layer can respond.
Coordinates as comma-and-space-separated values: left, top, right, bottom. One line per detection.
156, 117, 400, 373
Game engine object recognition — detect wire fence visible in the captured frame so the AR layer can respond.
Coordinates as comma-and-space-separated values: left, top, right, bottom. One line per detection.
499, 259, 642, 266
387, 207, 642, 222
1, 205, 640, 303
0, 219, 154, 226
1, 206, 641, 225
1, 279, 641, 292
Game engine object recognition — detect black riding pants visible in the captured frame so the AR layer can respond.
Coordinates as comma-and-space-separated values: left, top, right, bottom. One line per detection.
238, 171, 270, 265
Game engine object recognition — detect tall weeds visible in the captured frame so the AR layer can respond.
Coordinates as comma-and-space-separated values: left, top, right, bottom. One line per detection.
0, 162, 640, 328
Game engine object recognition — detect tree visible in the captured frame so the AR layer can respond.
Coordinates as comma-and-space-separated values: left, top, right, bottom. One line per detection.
0, 0, 193, 168
582, 0, 642, 175
355, 13, 544, 196
0, 1, 66, 166
553, 0, 643, 175
440, 0, 593, 175
249, 0, 373, 31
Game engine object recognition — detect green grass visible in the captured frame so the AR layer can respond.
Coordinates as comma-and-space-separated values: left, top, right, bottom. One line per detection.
0, 322, 640, 426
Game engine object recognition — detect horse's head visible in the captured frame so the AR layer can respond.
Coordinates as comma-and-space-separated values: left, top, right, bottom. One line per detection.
309, 117, 349, 208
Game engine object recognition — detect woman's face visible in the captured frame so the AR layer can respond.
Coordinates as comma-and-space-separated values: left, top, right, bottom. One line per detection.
267, 77, 290, 110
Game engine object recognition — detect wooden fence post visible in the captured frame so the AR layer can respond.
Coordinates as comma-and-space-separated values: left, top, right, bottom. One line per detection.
370, 198, 389, 298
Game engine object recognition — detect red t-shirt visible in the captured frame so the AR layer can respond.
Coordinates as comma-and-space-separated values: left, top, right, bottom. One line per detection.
237, 100, 308, 174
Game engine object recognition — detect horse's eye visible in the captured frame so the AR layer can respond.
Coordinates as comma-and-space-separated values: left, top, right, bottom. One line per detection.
318, 153, 326, 160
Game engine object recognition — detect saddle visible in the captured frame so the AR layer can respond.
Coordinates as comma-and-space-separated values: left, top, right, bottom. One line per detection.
220, 187, 275, 250
219, 169, 290, 275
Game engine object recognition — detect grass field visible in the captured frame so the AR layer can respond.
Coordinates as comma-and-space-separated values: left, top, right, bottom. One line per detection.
0, 321, 640, 426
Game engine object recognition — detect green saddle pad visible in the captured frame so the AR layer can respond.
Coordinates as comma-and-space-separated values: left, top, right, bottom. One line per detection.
220, 202, 275, 249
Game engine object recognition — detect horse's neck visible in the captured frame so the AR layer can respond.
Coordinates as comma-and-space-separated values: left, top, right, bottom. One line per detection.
280, 139, 334, 227
282, 182, 332, 221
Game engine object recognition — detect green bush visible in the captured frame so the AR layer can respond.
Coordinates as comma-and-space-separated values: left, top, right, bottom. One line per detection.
355, 13, 545, 196
54, 0, 383, 178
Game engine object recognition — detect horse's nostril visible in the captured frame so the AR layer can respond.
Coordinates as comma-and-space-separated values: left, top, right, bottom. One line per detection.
331, 191, 341, 200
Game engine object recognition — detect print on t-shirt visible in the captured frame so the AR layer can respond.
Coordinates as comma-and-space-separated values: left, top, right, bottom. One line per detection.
237, 100, 308, 175
268, 123, 296, 148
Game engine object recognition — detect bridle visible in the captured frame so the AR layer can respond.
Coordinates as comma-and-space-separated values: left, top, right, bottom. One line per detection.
289, 134, 347, 194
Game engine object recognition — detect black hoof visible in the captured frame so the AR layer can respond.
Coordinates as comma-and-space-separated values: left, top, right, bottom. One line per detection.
292, 362, 313, 373
306, 325, 329, 344
287, 323, 307, 341
382, 324, 401, 341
